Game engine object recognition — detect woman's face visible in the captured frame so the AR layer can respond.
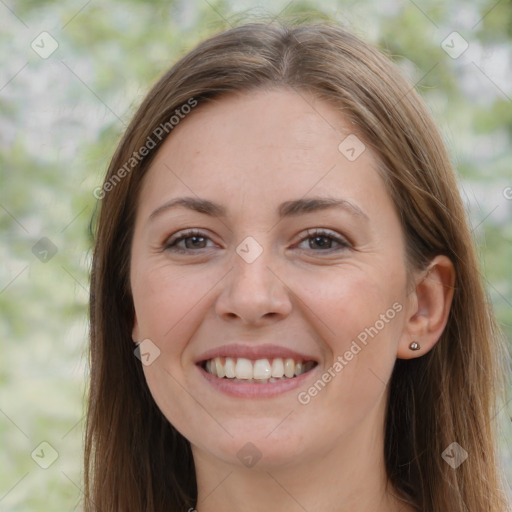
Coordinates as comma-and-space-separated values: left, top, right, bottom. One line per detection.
130, 88, 414, 469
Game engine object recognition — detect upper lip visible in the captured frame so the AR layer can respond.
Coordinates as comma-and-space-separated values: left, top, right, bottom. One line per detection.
195, 343, 318, 364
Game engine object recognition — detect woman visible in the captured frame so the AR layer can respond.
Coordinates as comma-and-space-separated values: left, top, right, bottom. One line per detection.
86, 22, 510, 511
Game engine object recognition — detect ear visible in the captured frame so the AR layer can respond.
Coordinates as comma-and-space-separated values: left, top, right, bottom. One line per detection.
397, 255, 455, 359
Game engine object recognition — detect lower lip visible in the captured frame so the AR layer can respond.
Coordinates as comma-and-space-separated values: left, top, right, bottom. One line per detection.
197, 364, 318, 398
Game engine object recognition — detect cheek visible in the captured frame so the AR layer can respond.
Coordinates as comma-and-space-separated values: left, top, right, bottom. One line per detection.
293, 264, 406, 350
131, 264, 221, 435
131, 262, 221, 354
292, 266, 405, 415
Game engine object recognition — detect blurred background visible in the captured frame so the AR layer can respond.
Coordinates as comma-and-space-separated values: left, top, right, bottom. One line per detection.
1, 0, 511, 509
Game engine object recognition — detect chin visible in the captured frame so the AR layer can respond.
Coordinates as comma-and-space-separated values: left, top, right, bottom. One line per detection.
193, 423, 316, 470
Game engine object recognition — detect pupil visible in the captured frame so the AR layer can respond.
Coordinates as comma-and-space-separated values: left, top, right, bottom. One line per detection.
188, 236, 205, 248
312, 236, 329, 249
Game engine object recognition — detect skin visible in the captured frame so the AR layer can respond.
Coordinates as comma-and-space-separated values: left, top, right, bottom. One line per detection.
130, 88, 455, 512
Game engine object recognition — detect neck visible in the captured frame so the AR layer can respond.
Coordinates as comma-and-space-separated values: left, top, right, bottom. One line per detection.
192, 400, 415, 512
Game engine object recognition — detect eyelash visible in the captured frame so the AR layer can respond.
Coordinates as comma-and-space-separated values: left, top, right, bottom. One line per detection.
163, 229, 351, 254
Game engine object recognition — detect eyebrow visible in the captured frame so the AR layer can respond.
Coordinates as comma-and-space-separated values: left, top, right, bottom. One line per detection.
148, 196, 369, 223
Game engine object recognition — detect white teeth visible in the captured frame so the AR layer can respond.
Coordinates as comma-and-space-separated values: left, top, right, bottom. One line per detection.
271, 358, 284, 378
204, 356, 315, 381
224, 357, 236, 378
253, 359, 272, 380
215, 357, 225, 378
284, 358, 295, 378
235, 358, 253, 379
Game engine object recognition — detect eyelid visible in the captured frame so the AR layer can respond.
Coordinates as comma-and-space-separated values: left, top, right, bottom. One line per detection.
294, 228, 352, 251
162, 228, 218, 251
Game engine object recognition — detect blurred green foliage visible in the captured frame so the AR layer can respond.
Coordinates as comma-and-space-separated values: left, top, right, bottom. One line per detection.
1, 0, 511, 509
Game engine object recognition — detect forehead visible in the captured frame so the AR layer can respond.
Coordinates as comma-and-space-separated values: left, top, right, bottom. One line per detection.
138, 88, 391, 220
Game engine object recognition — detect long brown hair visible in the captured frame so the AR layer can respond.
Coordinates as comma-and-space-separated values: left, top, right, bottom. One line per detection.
86, 22, 510, 511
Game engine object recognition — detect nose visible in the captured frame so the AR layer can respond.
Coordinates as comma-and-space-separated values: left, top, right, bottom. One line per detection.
215, 246, 293, 326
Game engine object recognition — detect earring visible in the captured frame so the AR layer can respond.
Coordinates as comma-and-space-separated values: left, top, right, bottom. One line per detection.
409, 341, 420, 351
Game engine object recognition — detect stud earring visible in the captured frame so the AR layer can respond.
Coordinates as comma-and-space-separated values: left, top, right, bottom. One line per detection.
409, 341, 420, 351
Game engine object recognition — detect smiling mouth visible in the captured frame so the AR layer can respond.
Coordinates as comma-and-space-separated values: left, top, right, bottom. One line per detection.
201, 357, 318, 383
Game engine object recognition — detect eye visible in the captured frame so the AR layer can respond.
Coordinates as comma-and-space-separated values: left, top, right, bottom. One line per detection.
163, 229, 216, 253
295, 229, 351, 252
163, 228, 351, 255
